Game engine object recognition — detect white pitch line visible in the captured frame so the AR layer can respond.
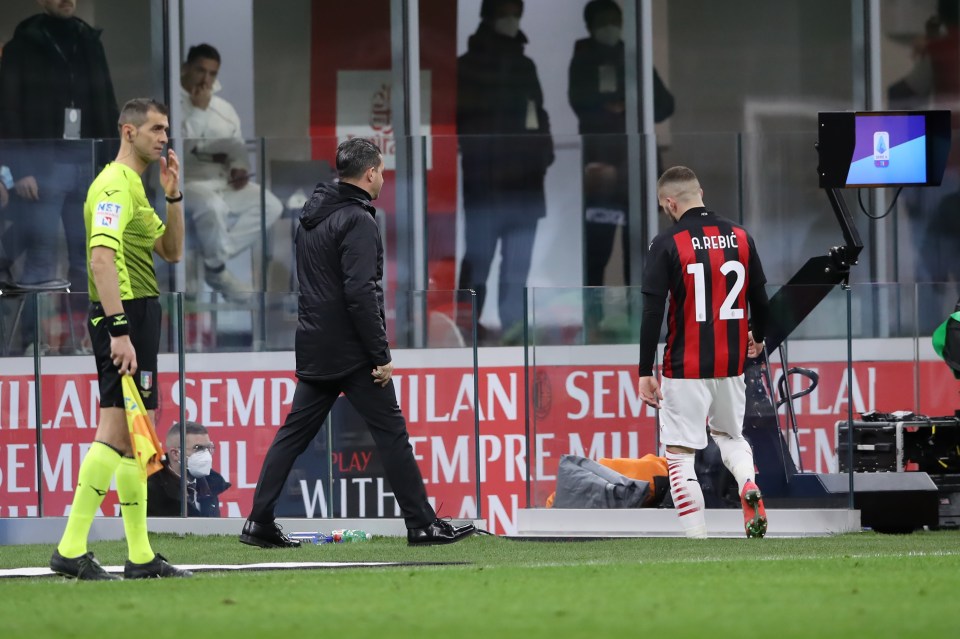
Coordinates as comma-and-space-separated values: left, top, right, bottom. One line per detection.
4, 550, 958, 578
0, 561, 406, 579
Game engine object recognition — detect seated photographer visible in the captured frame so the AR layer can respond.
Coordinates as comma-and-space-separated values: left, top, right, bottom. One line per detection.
148, 421, 230, 517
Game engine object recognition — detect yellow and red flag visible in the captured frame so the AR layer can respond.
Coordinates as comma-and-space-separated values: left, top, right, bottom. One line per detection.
122, 375, 164, 476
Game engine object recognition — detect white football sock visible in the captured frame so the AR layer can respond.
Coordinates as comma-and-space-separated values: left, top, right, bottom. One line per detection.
711, 432, 756, 494
666, 451, 707, 539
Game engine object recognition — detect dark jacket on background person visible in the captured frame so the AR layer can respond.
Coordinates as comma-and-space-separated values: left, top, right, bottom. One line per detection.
568, 38, 674, 136
294, 181, 390, 381
147, 463, 231, 517
0, 13, 119, 177
457, 22, 554, 217
568, 37, 674, 174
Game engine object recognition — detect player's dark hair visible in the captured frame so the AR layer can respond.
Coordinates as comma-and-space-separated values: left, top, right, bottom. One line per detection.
584, 0, 621, 29
186, 43, 221, 65
117, 98, 168, 134
336, 138, 382, 179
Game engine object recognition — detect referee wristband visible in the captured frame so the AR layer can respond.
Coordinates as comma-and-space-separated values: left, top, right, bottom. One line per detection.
106, 313, 129, 337
165, 191, 183, 203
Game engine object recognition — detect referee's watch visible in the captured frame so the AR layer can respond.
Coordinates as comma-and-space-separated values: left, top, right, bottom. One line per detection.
165, 191, 183, 203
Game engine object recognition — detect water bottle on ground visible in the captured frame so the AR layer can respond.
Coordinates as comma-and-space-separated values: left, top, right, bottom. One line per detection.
332, 529, 371, 543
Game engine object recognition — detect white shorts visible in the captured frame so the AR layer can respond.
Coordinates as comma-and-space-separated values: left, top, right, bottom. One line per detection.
659, 375, 747, 449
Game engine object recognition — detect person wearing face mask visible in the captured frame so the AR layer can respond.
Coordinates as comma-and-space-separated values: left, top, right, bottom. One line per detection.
568, 0, 674, 335
147, 421, 231, 517
457, 0, 554, 344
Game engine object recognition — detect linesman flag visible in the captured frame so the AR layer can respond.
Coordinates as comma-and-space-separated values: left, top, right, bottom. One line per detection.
122, 375, 164, 476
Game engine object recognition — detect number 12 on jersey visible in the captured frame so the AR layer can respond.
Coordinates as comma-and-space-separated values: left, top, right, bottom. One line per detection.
686, 261, 745, 323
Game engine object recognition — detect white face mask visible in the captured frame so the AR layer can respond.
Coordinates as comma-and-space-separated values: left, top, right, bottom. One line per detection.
493, 16, 521, 38
593, 25, 622, 47
187, 450, 213, 478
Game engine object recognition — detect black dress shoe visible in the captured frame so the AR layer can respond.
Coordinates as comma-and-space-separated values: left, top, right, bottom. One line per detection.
239, 519, 302, 548
49, 549, 119, 580
407, 519, 477, 546
124, 553, 192, 579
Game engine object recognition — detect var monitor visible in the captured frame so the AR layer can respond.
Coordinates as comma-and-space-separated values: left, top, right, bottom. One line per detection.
817, 110, 952, 188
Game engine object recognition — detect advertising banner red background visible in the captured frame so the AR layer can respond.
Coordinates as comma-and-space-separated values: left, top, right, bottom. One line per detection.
2, 350, 957, 534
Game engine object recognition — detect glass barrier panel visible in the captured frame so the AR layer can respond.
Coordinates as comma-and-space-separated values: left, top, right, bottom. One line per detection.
759, 283, 855, 511
1, 139, 98, 308
181, 293, 299, 520
262, 136, 406, 342
878, 0, 960, 290
32, 293, 183, 518
915, 282, 960, 420
527, 281, 862, 528
527, 286, 652, 510
32, 291, 94, 519
653, 0, 855, 135
174, 136, 272, 351
738, 130, 859, 285
909, 282, 960, 516
420, 132, 459, 305
0, 291, 42, 517
659, 131, 743, 223
427, 129, 737, 347
260, 135, 337, 299
179, 137, 278, 302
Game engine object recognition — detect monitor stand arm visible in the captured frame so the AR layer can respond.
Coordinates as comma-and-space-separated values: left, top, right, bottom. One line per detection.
762, 188, 864, 353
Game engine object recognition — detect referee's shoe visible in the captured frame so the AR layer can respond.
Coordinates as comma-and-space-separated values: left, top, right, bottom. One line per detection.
124, 553, 193, 578
50, 549, 119, 581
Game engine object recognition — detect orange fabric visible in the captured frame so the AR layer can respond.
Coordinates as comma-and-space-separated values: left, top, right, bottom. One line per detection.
545, 492, 555, 508
599, 455, 668, 504
122, 375, 164, 477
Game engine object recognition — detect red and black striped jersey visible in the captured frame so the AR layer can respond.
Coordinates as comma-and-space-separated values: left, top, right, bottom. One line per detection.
640, 207, 767, 379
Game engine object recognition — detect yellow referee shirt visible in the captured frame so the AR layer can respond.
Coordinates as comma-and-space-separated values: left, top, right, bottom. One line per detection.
84, 163, 165, 301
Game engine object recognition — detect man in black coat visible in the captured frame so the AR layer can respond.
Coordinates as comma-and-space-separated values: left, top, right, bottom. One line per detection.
240, 138, 475, 548
148, 422, 231, 517
568, 0, 673, 311
457, 0, 553, 343
0, 0, 119, 349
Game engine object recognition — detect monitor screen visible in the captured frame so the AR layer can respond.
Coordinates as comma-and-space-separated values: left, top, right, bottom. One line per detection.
846, 113, 926, 186
817, 110, 952, 188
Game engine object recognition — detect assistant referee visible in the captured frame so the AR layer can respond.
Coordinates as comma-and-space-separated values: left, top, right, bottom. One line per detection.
50, 98, 191, 580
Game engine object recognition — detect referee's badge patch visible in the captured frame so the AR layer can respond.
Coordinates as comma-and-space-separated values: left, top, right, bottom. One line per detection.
95, 201, 122, 230
140, 371, 153, 391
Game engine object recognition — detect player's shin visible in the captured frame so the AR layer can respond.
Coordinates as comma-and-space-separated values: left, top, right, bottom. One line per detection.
116, 457, 155, 563
711, 432, 756, 494
666, 451, 707, 539
57, 442, 123, 558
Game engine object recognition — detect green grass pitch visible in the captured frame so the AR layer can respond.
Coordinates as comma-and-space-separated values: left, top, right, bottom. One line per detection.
1, 531, 958, 638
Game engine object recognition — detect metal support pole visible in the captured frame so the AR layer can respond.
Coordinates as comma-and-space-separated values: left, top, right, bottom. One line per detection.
391, 0, 427, 346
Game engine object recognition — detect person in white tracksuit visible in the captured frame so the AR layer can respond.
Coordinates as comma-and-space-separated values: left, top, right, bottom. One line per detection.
180, 43, 282, 303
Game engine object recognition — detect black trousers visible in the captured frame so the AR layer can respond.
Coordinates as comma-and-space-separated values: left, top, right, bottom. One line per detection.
248, 366, 436, 529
